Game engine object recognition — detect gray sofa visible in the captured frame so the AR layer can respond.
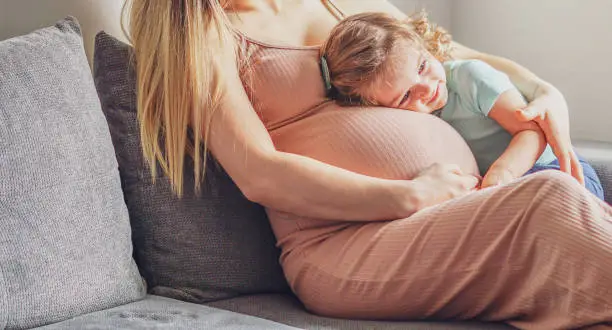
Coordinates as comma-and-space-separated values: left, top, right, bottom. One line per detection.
1, 17, 610, 330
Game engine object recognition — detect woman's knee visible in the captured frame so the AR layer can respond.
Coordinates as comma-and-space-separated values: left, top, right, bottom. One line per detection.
519, 170, 594, 230
524, 170, 584, 196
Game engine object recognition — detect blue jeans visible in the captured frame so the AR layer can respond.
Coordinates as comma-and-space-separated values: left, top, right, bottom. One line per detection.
526, 157, 605, 201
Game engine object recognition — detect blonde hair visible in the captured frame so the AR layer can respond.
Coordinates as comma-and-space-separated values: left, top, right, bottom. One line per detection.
320, 11, 452, 105
121, 0, 236, 196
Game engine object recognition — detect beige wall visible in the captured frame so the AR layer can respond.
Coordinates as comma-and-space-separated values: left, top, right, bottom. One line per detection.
389, 0, 452, 31
451, 0, 612, 143
0, 0, 127, 64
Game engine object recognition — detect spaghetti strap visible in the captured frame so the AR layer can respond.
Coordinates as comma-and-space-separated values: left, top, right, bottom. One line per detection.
321, 0, 346, 20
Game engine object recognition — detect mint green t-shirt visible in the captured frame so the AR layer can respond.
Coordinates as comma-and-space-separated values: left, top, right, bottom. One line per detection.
440, 60, 556, 174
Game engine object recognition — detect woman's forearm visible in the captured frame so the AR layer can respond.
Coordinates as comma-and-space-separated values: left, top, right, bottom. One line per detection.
246, 151, 419, 221
451, 41, 551, 101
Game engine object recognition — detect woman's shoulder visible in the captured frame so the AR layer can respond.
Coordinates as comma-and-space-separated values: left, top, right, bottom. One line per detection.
332, 0, 407, 19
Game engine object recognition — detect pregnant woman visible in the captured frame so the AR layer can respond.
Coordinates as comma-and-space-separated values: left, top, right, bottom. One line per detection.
124, 0, 612, 328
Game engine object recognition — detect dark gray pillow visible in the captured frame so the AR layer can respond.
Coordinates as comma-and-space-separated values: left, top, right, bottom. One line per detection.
0, 17, 146, 329
93, 31, 289, 303
588, 159, 612, 204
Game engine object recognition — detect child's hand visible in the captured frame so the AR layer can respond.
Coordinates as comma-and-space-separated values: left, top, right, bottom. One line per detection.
514, 86, 585, 186
481, 167, 516, 189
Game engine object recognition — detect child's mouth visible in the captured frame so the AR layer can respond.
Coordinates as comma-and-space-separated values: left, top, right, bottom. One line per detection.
428, 83, 440, 105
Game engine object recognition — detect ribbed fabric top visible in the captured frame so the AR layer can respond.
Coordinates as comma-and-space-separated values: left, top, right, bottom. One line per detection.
237, 33, 479, 258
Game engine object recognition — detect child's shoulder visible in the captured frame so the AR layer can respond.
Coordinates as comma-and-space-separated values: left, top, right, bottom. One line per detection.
444, 59, 507, 87
444, 59, 497, 77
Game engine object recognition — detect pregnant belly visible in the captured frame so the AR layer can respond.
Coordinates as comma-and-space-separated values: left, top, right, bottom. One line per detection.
270, 105, 479, 180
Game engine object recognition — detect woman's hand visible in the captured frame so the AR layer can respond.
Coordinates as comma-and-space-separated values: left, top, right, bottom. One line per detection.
411, 163, 480, 210
514, 85, 585, 185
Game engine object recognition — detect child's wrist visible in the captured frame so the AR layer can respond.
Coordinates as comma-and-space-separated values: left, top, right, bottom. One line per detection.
488, 164, 520, 180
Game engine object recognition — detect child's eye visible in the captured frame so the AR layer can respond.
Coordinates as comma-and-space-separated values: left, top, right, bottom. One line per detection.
400, 91, 411, 105
418, 60, 427, 74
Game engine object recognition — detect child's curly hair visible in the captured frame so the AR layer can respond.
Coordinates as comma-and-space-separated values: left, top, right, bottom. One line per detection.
320, 11, 453, 105
409, 10, 453, 62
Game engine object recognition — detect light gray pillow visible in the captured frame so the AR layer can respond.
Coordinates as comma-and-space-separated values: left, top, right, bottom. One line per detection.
93, 31, 289, 304
0, 17, 146, 329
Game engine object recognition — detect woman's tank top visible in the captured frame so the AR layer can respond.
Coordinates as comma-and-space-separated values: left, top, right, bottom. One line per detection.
234, 1, 479, 263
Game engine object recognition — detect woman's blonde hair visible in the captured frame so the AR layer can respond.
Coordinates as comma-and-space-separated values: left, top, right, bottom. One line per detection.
320, 11, 452, 105
121, 0, 236, 196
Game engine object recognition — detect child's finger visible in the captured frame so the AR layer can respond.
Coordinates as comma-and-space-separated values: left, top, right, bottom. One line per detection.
515, 106, 544, 121
570, 152, 585, 185
557, 151, 571, 176
480, 173, 499, 189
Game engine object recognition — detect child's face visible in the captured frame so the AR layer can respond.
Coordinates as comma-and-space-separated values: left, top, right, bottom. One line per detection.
370, 45, 448, 113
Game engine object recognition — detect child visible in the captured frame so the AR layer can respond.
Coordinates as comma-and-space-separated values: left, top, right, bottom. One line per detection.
319, 12, 604, 199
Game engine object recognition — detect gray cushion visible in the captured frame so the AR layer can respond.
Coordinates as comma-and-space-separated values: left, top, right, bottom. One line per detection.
590, 159, 612, 204
34, 295, 297, 330
207, 294, 516, 330
92, 31, 288, 304
0, 17, 145, 329
575, 142, 612, 204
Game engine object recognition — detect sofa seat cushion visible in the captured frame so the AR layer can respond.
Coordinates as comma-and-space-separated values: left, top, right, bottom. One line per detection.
34, 295, 295, 330
207, 294, 516, 330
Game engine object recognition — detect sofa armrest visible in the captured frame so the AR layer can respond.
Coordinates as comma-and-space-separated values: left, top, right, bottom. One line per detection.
575, 142, 612, 204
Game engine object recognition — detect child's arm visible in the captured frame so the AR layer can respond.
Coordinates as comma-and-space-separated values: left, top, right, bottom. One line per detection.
481, 88, 547, 188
